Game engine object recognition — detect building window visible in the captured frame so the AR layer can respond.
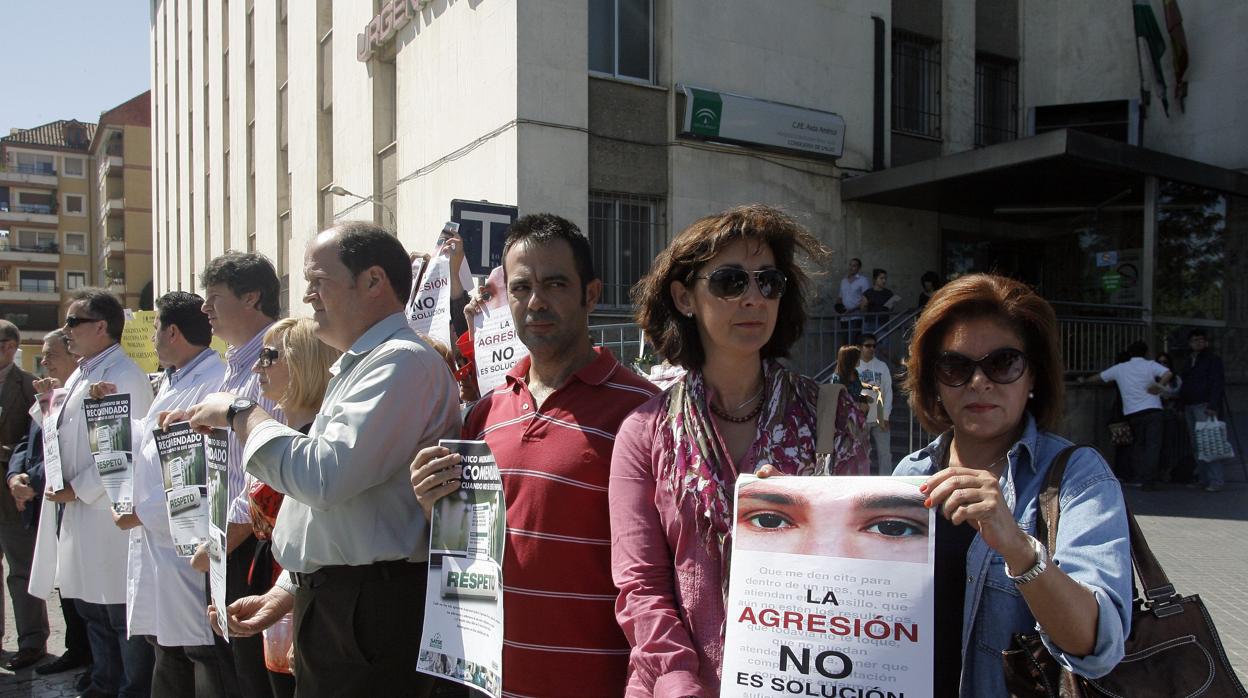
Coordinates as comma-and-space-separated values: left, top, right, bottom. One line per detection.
16, 229, 56, 252
588, 192, 663, 308
892, 30, 941, 139
66, 271, 87, 290
18, 270, 56, 293
14, 153, 55, 175
64, 194, 85, 216
64, 232, 87, 254
589, 0, 654, 83
63, 157, 85, 177
975, 53, 1018, 147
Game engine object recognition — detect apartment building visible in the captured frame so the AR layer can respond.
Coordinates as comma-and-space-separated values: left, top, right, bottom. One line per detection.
92, 92, 155, 311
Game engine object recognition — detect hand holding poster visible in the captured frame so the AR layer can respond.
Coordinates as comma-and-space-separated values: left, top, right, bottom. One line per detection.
84, 394, 135, 513
153, 422, 212, 557
472, 266, 529, 395
722, 476, 935, 698
408, 222, 475, 349
40, 389, 69, 492
417, 440, 505, 697
205, 427, 230, 639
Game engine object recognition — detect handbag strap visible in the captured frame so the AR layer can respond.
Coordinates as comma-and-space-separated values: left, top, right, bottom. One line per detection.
1034, 444, 1179, 605
816, 383, 844, 455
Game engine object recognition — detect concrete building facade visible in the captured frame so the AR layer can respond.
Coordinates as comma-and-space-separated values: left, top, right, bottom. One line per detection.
91, 92, 155, 312
149, 0, 1248, 403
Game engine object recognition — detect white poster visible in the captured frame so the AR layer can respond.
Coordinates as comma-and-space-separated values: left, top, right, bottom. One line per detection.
205, 427, 230, 640
408, 253, 453, 348
40, 389, 69, 492
153, 422, 211, 557
722, 475, 935, 698
84, 394, 135, 513
416, 440, 505, 697
472, 267, 529, 395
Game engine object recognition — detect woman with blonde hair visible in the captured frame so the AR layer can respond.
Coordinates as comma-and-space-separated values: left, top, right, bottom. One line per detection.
242, 318, 340, 696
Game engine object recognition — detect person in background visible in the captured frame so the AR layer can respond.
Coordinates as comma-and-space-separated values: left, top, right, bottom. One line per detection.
411, 213, 658, 696
245, 317, 340, 698
863, 268, 901, 315
857, 333, 894, 475
918, 270, 941, 307
830, 344, 872, 476
835, 257, 869, 317
1179, 328, 1229, 492
896, 273, 1131, 696
610, 204, 850, 695
0, 319, 44, 671
11, 331, 92, 687
1081, 340, 1172, 490
99, 291, 235, 697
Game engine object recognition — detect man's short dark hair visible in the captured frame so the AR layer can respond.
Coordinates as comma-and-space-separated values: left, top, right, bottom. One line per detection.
332, 222, 411, 303
858, 332, 878, 344
873, 268, 887, 280
157, 291, 213, 348
1126, 340, 1149, 358
1189, 328, 1209, 340
200, 251, 281, 319
501, 213, 596, 295
0, 319, 19, 345
71, 288, 125, 341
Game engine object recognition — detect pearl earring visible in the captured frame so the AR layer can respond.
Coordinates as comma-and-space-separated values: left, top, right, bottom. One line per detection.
1028, 391, 1034, 399
686, 311, 694, 318
935, 396, 942, 403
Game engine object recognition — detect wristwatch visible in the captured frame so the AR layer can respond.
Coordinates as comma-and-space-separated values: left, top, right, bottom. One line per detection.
1005, 534, 1049, 586
226, 397, 258, 429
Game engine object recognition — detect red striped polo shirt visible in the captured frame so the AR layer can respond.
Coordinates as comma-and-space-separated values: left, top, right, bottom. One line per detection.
464, 347, 659, 698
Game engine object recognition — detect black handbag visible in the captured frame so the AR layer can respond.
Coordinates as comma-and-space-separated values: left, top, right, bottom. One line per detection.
1002, 445, 1248, 698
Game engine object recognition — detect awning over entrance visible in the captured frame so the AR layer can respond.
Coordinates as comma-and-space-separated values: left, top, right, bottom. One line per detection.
842, 129, 1248, 217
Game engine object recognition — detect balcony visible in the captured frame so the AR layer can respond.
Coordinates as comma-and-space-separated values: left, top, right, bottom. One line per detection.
0, 241, 60, 264
101, 197, 125, 217
0, 164, 57, 188
99, 155, 124, 178
99, 236, 125, 264
0, 204, 58, 225
0, 282, 60, 303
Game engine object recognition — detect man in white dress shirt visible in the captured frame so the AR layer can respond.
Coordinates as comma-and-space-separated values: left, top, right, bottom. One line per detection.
167, 223, 461, 696
38, 289, 154, 698
102, 292, 238, 696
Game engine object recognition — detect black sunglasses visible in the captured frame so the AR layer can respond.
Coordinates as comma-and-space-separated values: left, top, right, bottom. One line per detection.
934, 347, 1028, 387
258, 346, 280, 368
692, 267, 787, 300
64, 314, 103, 328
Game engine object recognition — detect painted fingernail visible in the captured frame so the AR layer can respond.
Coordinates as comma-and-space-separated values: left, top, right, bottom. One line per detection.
924, 497, 933, 508
919, 484, 927, 493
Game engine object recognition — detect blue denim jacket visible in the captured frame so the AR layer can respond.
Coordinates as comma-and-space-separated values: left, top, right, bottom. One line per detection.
894, 414, 1132, 697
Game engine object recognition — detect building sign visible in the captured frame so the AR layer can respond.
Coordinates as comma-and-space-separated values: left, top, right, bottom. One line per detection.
452, 200, 518, 276
678, 85, 846, 159
358, 0, 431, 62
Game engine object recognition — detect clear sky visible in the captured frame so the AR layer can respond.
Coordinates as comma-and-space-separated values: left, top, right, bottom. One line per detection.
0, 2, 151, 136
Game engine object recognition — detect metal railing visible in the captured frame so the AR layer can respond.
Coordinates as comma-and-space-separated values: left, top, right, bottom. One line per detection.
1, 204, 55, 215
589, 323, 648, 368
1, 164, 57, 176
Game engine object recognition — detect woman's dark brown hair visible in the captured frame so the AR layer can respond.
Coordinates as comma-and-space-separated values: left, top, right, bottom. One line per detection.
633, 204, 830, 370
835, 345, 861, 384
903, 273, 1065, 433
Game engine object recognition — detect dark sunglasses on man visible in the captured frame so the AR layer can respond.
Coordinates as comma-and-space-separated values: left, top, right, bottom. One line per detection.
692, 267, 787, 300
257, 346, 281, 368
934, 347, 1028, 387
64, 314, 103, 328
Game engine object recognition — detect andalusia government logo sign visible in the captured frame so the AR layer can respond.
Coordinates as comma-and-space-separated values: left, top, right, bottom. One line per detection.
689, 88, 724, 138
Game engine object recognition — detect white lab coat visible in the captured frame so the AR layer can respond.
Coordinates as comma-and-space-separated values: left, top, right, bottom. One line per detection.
30, 345, 155, 604
128, 351, 226, 645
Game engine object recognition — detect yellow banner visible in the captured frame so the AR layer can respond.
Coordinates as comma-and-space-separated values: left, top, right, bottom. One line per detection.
122, 310, 228, 373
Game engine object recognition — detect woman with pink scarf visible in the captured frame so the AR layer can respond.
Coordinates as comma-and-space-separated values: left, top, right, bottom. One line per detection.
609, 204, 855, 697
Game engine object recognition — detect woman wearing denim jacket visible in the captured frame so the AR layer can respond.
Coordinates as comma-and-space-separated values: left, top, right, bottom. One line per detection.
893, 274, 1132, 696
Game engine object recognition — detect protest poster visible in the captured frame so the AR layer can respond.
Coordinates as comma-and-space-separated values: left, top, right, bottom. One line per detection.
205, 426, 230, 639
472, 266, 529, 395
83, 394, 135, 513
417, 440, 505, 697
153, 422, 212, 557
122, 309, 228, 373
722, 475, 935, 698
409, 253, 453, 347
40, 389, 69, 492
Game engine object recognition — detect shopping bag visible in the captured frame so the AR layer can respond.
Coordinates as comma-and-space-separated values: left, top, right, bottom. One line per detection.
1194, 418, 1235, 462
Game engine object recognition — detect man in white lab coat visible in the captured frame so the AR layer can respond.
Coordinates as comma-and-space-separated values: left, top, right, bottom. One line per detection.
35, 288, 155, 698
101, 292, 238, 696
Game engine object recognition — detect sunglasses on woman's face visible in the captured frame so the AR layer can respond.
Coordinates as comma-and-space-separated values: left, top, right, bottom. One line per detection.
258, 346, 280, 368
692, 267, 787, 300
934, 347, 1028, 387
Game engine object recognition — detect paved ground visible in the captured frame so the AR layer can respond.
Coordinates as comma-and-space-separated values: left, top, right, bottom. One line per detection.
0, 481, 1244, 695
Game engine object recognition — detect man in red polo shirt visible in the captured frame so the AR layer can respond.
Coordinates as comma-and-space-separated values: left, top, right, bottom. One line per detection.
412, 213, 658, 697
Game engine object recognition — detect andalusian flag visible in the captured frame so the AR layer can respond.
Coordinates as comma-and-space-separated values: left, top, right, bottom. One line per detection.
1134, 0, 1170, 115
1163, 0, 1189, 110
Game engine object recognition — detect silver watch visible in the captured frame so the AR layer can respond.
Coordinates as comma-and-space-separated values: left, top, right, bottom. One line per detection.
1005, 534, 1048, 586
